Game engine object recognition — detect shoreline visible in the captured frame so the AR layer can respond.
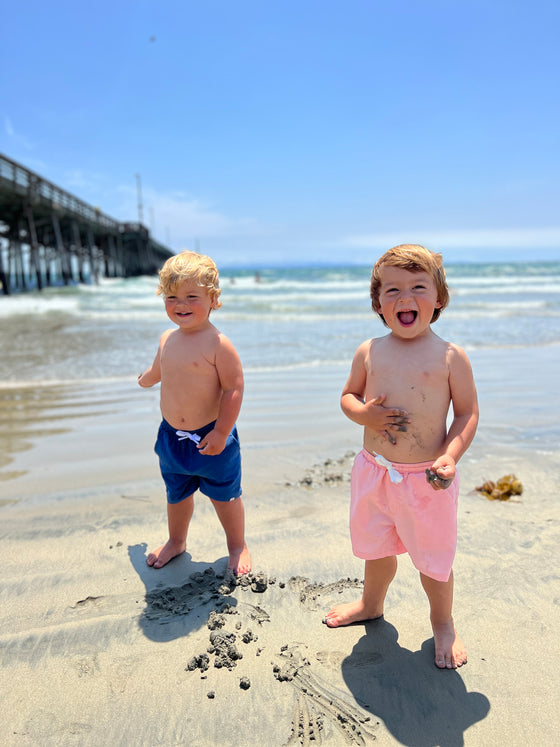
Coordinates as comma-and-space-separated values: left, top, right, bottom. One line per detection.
2, 343, 560, 503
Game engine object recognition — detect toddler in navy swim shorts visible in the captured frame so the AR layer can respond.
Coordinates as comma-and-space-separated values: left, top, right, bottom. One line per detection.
138, 250, 251, 576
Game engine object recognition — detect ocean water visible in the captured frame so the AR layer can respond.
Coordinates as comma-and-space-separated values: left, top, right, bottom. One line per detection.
1, 259, 559, 494
0, 260, 559, 384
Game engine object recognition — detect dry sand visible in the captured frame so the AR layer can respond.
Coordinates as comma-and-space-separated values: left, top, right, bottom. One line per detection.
1, 357, 559, 746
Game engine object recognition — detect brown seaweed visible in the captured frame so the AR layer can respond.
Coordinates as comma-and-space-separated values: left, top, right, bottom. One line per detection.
475, 474, 523, 501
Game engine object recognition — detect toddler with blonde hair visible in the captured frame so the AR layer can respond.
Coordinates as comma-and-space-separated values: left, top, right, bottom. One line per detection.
139, 250, 251, 575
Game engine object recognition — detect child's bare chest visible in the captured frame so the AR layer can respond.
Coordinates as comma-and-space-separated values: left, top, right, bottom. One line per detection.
161, 335, 216, 377
366, 342, 450, 413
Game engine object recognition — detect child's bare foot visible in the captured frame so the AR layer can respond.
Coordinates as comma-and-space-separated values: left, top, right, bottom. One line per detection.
324, 600, 383, 628
432, 619, 467, 669
146, 539, 186, 569
227, 544, 251, 576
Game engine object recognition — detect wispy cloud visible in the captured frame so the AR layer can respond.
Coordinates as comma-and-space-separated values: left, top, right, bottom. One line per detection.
4, 117, 35, 151
344, 227, 560, 251
115, 185, 259, 248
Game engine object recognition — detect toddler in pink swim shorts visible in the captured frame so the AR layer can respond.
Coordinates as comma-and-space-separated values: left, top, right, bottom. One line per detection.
324, 244, 479, 670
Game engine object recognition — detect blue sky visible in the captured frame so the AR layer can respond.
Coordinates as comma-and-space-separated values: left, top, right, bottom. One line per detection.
2, 0, 559, 267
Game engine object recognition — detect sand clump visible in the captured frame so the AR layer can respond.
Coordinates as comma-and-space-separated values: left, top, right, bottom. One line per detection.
171, 567, 384, 744
286, 452, 356, 489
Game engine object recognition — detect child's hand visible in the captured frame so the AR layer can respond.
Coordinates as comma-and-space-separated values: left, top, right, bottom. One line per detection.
197, 428, 227, 456
363, 394, 409, 445
427, 456, 456, 490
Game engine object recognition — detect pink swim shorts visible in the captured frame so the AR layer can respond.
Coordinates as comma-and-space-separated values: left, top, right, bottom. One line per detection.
349, 449, 459, 582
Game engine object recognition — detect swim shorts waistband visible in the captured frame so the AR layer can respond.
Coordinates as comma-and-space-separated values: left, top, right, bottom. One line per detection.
160, 419, 217, 442
360, 448, 438, 475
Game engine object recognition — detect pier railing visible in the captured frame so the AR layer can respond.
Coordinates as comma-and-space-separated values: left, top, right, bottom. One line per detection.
0, 153, 173, 294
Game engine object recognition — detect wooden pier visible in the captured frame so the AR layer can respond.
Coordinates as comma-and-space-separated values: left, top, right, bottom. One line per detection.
0, 153, 173, 295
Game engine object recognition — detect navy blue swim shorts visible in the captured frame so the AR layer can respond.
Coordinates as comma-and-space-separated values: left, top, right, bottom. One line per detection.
154, 419, 242, 504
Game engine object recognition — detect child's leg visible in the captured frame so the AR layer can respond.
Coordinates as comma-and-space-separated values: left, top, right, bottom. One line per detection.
324, 556, 397, 627
210, 496, 251, 576
147, 495, 194, 568
420, 570, 467, 669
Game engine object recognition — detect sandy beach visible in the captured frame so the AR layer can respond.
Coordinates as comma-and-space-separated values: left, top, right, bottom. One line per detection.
1, 347, 559, 746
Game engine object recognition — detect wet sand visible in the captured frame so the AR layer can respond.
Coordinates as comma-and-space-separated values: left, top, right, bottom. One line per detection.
1, 350, 559, 745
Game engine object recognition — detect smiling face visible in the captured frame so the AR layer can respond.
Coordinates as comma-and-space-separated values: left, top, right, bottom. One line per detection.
375, 265, 442, 339
164, 278, 216, 332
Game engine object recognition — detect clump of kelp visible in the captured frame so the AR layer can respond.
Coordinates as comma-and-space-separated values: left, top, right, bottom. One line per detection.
476, 474, 523, 501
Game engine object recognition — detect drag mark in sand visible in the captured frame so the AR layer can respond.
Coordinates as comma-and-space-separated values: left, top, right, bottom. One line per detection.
169, 569, 377, 744
142, 567, 273, 623
65, 562, 373, 742
72, 595, 104, 608
289, 576, 364, 613
273, 644, 378, 745
143, 567, 228, 621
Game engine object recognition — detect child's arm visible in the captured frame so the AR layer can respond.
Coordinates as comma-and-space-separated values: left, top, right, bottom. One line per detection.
430, 344, 479, 488
341, 342, 409, 443
137, 333, 167, 388
197, 335, 244, 456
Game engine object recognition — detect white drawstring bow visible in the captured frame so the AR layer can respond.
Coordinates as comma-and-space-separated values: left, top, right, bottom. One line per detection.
176, 430, 201, 444
373, 453, 403, 484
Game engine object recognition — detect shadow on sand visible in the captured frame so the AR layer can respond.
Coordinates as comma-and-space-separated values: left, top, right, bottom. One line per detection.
128, 542, 238, 642
341, 617, 490, 747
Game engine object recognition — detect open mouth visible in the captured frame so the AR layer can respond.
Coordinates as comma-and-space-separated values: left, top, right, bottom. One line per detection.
397, 310, 417, 326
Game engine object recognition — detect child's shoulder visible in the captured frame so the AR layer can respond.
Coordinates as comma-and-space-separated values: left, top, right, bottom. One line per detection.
353, 335, 385, 354
436, 334, 468, 355
190, 323, 241, 358
422, 334, 470, 364
160, 328, 175, 344
351, 336, 387, 366
215, 328, 240, 355
445, 340, 472, 366
446, 339, 466, 352
365, 333, 394, 352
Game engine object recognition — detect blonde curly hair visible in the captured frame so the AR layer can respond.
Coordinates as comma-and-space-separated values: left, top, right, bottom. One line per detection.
370, 244, 449, 326
157, 251, 222, 308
